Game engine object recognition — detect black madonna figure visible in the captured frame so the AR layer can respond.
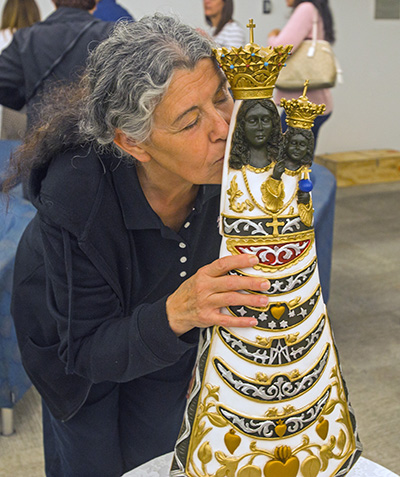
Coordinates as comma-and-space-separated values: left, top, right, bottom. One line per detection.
229, 98, 281, 170
272, 126, 315, 207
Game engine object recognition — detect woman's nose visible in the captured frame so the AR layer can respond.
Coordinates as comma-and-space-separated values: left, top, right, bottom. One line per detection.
210, 110, 229, 142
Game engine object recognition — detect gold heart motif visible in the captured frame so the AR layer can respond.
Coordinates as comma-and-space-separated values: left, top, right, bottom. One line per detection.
224, 429, 241, 454
316, 417, 329, 440
271, 305, 286, 320
264, 456, 300, 477
275, 421, 287, 437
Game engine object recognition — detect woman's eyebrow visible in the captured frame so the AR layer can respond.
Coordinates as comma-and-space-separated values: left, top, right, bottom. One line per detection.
172, 106, 199, 127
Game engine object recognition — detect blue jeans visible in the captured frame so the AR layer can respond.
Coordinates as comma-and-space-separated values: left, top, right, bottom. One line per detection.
280, 111, 332, 151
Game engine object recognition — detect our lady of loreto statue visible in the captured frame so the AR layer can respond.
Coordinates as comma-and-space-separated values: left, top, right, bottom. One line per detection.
171, 20, 362, 477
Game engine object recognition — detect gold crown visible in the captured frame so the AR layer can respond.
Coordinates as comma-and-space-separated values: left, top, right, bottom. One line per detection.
280, 81, 326, 129
213, 19, 292, 100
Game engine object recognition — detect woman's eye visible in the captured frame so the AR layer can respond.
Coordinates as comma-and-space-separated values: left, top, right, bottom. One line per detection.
216, 95, 227, 104
215, 92, 229, 105
183, 117, 199, 131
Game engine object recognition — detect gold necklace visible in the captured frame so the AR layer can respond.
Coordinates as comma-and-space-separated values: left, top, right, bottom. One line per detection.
245, 162, 274, 174
284, 165, 306, 177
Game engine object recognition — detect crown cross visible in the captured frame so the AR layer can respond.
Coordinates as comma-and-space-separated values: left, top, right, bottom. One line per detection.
301, 80, 309, 99
246, 19, 256, 43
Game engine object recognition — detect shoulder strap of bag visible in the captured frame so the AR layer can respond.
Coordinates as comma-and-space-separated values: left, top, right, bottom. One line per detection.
307, 6, 318, 57
27, 19, 97, 103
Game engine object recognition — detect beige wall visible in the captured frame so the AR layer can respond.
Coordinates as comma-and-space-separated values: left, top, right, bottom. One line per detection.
1, 0, 399, 154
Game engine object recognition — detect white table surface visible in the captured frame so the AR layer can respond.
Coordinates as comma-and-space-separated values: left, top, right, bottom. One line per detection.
123, 452, 399, 477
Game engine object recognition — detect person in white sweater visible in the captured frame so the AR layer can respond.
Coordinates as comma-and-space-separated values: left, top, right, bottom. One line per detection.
203, 0, 246, 48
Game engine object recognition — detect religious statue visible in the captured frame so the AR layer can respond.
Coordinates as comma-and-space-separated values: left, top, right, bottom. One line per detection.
171, 20, 362, 477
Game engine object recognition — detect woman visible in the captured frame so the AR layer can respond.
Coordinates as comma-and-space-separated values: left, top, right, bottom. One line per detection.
0, 0, 41, 139
268, 0, 335, 148
204, 0, 246, 48
229, 99, 281, 170
5, 14, 270, 476
0, 0, 40, 50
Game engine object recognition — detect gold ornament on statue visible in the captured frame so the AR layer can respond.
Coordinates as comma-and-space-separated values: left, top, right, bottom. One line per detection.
213, 19, 293, 100
280, 80, 326, 129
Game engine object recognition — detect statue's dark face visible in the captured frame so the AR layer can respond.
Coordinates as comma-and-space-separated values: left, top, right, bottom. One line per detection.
243, 104, 274, 149
287, 133, 308, 163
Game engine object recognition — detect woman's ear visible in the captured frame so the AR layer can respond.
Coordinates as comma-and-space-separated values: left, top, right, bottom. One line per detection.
114, 130, 151, 163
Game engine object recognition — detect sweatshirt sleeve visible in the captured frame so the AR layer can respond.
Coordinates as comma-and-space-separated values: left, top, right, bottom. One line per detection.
0, 34, 26, 110
268, 3, 315, 52
39, 217, 198, 384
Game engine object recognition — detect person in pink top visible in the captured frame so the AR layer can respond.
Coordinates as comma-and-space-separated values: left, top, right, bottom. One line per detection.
268, 0, 335, 149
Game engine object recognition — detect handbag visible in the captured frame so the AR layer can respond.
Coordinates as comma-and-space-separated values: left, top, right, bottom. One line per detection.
275, 8, 339, 91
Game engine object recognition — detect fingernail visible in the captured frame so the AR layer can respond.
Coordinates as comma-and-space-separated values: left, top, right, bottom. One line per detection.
261, 281, 270, 290
260, 297, 269, 306
249, 256, 259, 265
249, 319, 258, 326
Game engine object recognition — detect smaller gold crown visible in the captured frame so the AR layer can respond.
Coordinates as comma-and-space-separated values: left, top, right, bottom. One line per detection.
213, 19, 292, 100
280, 81, 326, 129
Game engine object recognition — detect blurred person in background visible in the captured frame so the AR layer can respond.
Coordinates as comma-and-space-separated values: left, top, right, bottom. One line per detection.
93, 0, 134, 22
203, 0, 246, 48
0, 0, 112, 196
268, 0, 335, 149
0, 0, 41, 139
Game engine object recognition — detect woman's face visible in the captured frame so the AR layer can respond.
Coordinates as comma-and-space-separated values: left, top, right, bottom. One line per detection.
133, 58, 233, 185
204, 0, 225, 19
287, 133, 308, 162
243, 104, 274, 149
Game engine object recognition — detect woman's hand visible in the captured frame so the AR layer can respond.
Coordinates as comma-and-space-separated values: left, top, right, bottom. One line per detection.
166, 254, 270, 336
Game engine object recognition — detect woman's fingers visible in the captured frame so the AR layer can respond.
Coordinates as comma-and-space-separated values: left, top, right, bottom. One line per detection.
209, 290, 269, 309
211, 274, 270, 294
206, 253, 260, 277
212, 311, 258, 328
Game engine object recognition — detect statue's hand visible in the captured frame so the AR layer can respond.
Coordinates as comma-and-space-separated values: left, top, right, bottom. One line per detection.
297, 190, 310, 204
166, 255, 270, 336
272, 160, 286, 180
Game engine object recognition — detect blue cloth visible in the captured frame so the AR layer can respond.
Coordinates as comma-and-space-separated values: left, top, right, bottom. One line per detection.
93, 0, 134, 22
310, 163, 336, 303
0, 139, 21, 188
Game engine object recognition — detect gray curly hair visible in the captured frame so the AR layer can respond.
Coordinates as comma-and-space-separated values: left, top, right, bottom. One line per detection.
80, 14, 220, 150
